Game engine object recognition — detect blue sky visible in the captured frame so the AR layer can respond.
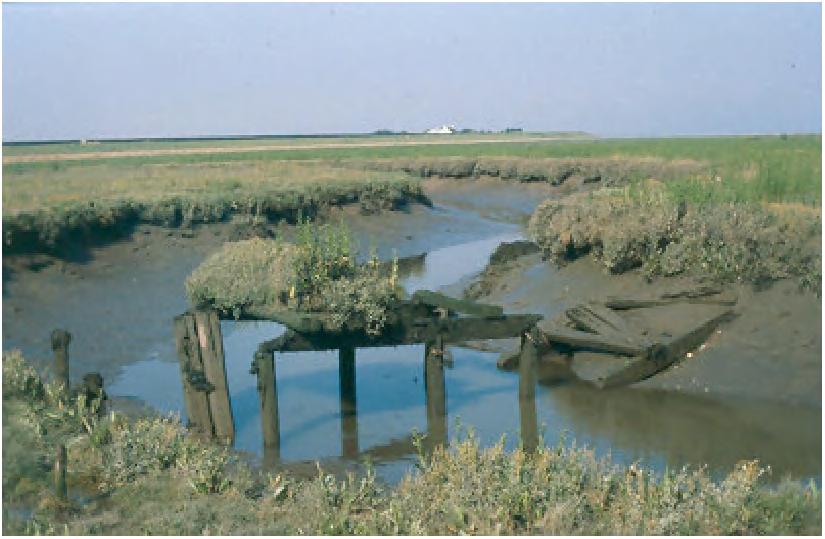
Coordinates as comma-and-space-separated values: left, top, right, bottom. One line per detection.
2, 2, 821, 140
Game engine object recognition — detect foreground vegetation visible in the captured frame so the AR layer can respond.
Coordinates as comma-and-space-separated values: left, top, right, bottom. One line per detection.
3, 351, 820, 535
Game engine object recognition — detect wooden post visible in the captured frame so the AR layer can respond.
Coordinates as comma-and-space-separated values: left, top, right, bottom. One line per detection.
54, 443, 67, 501
339, 345, 359, 458
253, 350, 280, 453
50, 329, 71, 398
518, 329, 539, 453
424, 343, 448, 451
193, 309, 234, 444
174, 313, 214, 438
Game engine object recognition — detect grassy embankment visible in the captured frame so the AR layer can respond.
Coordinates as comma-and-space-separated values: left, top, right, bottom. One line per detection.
4, 134, 820, 289
523, 136, 821, 294
2, 159, 426, 254
3, 350, 820, 535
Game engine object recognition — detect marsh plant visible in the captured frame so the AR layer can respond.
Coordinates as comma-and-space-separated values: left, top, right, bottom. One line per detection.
528, 182, 821, 294
2, 352, 820, 535
186, 218, 401, 334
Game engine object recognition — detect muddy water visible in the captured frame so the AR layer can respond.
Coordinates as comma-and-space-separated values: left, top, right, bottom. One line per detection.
3, 198, 820, 486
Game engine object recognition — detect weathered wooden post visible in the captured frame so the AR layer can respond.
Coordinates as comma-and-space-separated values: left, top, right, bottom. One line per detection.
50, 329, 72, 398
252, 349, 280, 454
339, 345, 359, 458
53, 443, 67, 501
518, 328, 539, 452
193, 309, 234, 443
424, 342, 448, 450
174, 313, 213, 438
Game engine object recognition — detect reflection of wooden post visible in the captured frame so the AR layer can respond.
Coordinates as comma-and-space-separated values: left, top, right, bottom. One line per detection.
174, 313, 214, 439
54, 443, 67, 501
50, 329, 71, 398
253, 350, 280, 454
339, 346, 358, 458
193, 309, 234, 443
518, 329, 539, 452
424, 343, 448, 450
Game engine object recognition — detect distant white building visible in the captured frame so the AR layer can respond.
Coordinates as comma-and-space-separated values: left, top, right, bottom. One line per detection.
425, 124, 457, 134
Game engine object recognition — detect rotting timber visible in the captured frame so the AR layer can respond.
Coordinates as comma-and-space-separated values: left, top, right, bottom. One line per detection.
173, 286, 736, 452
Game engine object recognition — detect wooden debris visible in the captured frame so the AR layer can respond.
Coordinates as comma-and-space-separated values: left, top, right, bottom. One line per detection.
173, 310, 234, 443
54, 443, 68, 501
605, 287, 738, 310
597, 308, 735, 388
412, 290, 504, 319
50, 329, 71, 398
565, 303, 651, 348
252, 350, 280, 452
536, 323, 651, 357
193, 309, 234, 443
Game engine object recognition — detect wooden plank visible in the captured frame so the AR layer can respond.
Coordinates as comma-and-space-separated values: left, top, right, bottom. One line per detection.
424, 343, 447, 451
177, 312, 214, 438
260, 313, 542, 352
412, 290, 504, 318
605, 291, 738, 310
598, 308, 735, 388
252, 350, 280, 451
194, 309, 235, 444
536, 323, 651, 356
339, 346, 359, 458
565, 303, 651, 348
518, 330, 539, 452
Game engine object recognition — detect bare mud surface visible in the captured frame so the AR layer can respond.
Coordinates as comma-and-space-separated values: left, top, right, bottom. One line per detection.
2, 200, 513, 385
468, 251, 822, 408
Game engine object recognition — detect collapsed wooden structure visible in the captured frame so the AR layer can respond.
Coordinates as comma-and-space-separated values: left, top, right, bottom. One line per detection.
174, 286, 736, 453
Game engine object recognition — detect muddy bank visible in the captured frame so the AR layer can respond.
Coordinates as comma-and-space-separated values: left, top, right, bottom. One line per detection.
2, 201, 514, 386
464, 249, 821, 408
2, 180, 428, 256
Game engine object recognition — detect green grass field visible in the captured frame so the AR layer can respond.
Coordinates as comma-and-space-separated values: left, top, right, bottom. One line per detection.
2, 133, 820, 255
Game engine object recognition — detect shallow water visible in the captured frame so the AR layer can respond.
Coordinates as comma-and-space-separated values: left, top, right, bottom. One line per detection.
4, 201, 820, 486
106, 228, 820, 486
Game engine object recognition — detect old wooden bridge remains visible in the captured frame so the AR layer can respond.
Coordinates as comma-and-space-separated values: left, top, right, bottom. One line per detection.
174, 286, 735, 458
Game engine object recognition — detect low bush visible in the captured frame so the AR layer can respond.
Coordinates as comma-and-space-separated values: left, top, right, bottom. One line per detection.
2, 352, 820, 535
528, 183, 821, 294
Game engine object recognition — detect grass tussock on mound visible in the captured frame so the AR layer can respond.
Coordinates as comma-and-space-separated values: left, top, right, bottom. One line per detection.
3, 352, 820, 535
528, 182, 821, 294
185, 220, 401, 334
344, 155, 706, 186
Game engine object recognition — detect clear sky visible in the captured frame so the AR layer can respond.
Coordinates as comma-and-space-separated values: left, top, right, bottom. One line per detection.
2, 2, 821, 141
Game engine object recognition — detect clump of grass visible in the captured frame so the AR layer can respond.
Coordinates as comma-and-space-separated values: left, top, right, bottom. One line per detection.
528, 182, 821, 294
185, 237, 298, 317
185, 219, 401, 334
3, 352, 820, 535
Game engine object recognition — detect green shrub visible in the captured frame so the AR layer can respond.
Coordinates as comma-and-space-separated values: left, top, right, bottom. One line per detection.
2, 349, 45, 402
528, 183, 821, 294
